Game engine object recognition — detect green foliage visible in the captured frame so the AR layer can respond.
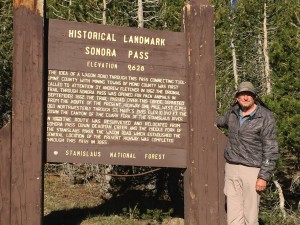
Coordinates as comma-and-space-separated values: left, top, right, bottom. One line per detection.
212, 0, 300, 162
260, 208, 300, 225
46, 0, 186, 31
0, 0, 12, 127
121, 205, 171, 222
264, 96, 300, 161
47, 0, 103, 22
151, 0, 187, 31
212, 0, 236, 113
122, 204, 140, 220
264, 0, 300, 163
142, 209, 164, 221
258, 181, 300, 225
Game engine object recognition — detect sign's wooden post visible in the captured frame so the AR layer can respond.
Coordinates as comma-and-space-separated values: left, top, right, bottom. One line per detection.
0, 122, 12, 224
11, 1, 44, 225
183, 1, 227, 224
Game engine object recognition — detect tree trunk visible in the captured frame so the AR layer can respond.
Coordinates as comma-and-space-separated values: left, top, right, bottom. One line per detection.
263, 3, 271, 94
230, 0, 238, 88
231, 38, 238, 88
69, 0, 72, 20
102, 0, 107, 25
138, 0, 144, 28
274, 180, 287, 218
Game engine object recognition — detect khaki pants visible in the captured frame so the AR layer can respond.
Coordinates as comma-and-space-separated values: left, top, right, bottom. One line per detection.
224, 163, 261, 225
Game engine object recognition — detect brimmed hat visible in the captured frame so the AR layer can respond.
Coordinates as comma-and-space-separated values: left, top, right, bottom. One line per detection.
236, 81, 256, 96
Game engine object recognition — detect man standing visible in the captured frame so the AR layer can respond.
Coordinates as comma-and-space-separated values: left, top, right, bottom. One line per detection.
217, 81, 280, 225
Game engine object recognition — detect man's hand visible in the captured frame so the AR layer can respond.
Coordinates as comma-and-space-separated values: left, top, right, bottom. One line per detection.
256, 178, 267, 191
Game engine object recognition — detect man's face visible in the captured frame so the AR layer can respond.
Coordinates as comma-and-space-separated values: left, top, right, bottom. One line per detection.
236, 91, 256, 111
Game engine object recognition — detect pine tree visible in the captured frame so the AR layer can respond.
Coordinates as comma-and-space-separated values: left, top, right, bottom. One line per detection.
0, 0, 13, 127
264, 0, 300, 164
212, 0, 237, 113
213, 0, 300, 188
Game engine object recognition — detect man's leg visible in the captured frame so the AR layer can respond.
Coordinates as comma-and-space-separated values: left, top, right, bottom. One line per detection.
224, 163, 244, 225
241, 166, 261, 225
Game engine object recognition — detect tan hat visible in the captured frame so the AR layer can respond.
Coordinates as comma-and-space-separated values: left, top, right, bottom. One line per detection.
236, 81, 256, 96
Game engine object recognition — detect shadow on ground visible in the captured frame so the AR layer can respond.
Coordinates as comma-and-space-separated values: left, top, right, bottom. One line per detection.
44, 189, 184, 225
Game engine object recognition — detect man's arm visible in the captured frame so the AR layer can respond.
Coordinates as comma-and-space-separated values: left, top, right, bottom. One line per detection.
216, 111, 230, 128
257, 112, 280, 182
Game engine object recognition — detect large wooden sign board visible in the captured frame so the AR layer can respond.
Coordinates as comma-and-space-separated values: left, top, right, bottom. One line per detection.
47, 19, 188, 168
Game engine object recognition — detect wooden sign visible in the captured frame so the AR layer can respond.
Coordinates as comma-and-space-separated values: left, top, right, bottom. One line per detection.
47, 19, 188, 168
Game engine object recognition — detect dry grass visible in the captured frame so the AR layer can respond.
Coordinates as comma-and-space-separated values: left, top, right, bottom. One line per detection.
44, 174, 104, 216
44, 173, 181, 225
